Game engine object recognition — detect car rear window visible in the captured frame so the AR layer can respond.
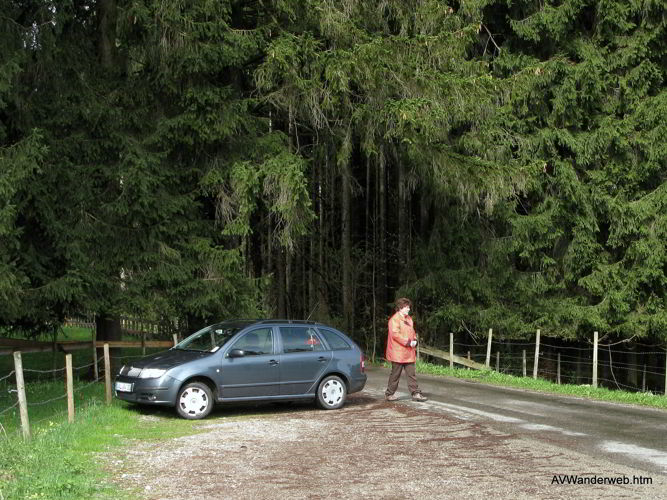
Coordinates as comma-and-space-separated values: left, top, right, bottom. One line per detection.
318, 328, 352, 350
279, 327, 325, 353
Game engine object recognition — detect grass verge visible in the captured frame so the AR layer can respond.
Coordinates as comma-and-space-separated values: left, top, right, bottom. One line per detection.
0, 326, 202, 500
406, 360, 667, 410
0, 383, 204, 500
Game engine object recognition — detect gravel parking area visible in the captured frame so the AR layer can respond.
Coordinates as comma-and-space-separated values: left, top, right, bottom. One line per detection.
103, 393, 665, 499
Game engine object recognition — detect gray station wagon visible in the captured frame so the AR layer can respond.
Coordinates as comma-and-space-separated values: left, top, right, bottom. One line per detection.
114, 319, 367, 419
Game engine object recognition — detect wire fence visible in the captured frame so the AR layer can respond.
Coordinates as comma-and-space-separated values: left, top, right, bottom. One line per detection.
0, 339, 175, 438
0, 316, 183, 438
424, 330, 667, 395
0, 354, 104, 436
3, 323, 665, 437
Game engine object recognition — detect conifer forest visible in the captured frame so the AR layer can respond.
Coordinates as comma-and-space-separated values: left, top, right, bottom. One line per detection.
0, 1, 665, 357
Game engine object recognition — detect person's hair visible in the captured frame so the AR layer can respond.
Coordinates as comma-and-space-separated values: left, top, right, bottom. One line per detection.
394, 297, 412, 311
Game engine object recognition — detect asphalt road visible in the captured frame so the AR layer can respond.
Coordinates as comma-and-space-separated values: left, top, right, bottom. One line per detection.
364, 366, 667, 477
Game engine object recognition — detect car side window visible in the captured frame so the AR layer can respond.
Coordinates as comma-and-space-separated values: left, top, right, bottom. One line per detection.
279, 327, 325, 353
318, 328, 352, 350
230, 328, 273, 356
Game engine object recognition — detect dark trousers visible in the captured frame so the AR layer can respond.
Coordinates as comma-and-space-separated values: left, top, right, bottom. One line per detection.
385, 362, 421, 396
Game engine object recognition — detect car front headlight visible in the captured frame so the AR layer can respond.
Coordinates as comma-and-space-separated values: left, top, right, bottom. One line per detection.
139, 368, 167, 379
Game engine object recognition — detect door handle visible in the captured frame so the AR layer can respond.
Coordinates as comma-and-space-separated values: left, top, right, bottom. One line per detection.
269, 359, 279, 366
318, 356, 328, 362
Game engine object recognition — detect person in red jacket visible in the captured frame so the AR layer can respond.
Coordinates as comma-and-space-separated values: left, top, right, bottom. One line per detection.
385, 297, 427, 402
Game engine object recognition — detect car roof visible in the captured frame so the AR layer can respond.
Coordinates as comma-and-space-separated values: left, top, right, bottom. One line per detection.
257, 319, 323, 326
209, 319, 358, 348
215, 319, 337, 328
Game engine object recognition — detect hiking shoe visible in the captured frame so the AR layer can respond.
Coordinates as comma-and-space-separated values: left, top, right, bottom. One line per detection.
412, 393, 428, 402
385, 393, 399, 401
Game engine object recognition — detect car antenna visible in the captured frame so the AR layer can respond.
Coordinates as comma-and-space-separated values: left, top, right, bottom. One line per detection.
305, 301, 319, 321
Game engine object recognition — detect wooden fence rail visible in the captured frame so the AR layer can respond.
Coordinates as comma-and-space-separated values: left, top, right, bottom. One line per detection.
65, 316, 180, 338
420, 330, 666, 396
0, 338, 175, 356
419, 344, 490, 371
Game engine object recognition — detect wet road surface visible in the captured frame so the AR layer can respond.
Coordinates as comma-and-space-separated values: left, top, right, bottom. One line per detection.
365, 366, 667, 476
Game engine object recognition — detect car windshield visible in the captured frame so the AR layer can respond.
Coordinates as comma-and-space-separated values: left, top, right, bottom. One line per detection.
174, 324, 242, 352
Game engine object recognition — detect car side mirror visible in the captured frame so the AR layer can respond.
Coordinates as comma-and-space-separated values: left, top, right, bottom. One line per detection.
228, 349, 246, 358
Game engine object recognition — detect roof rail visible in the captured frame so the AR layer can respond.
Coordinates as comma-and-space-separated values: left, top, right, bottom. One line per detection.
257, 319, 318, 325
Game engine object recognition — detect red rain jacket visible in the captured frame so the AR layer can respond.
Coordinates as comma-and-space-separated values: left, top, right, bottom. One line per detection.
385, 311, 417, 363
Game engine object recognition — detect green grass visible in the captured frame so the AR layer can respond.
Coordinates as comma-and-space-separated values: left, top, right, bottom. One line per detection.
0, 382, 206, 500
59, 326, 96, 341
0, 326, 189, 499
0, 326, 174, 438
407, 360, 667, 410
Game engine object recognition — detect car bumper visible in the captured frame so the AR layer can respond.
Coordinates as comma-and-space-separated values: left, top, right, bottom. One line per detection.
348, 374, 367, 394
114, 375, 180, 406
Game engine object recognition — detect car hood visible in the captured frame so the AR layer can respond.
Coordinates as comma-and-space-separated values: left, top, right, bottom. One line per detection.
128, 349, 213, 370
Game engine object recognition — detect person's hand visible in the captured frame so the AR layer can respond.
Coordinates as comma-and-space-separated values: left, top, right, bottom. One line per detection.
410, 340, 417, 347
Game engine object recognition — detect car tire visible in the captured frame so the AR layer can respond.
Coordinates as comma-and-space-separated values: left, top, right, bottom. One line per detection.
316, 375, 346, 410
176, 382, 214, 420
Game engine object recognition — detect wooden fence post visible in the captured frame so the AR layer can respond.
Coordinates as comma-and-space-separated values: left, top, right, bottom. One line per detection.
104, 343, 112, 405
557, 353, 561, 385
92, 329, 98, 381
495, 351, 499, 372
467, 351, 471, 370
13, 352, 30, 439
533, 329, 540, 379
642, 364, 646, 392
522, 350, 526, 377
66, 354, 74, 423
485, 328, 492, 368
592, 331, 598, 388
449, 333, 454, 369
141, 331, 146, 356
51, 336, 57, 380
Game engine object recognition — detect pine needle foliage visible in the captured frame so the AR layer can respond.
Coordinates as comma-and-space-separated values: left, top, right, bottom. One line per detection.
407, 0, 666, 341
0, 0, 664, 347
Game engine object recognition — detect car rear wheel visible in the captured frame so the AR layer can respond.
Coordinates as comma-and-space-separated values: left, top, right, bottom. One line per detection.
176, 382, 214, 419
316, 375, 346, 410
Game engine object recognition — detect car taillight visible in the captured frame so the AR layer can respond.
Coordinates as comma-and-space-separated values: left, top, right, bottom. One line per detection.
361, 353, 366, 373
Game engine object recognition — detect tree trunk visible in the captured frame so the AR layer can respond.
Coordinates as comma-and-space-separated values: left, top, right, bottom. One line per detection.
286, 249, 292, 318
377, 154, 387, 318
365, 156, 371, 251
420, 195, 430, 241
97, 0, 117, 70
276, 246, 287, 318
307, 160, 316, 319
341, 161, 354, 334
397, 159, 409, 269
95, 313, 122, 375
317, 150, 329, 319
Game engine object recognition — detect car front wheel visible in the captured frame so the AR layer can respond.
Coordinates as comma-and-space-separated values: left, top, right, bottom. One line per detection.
316, 375, 346, 410
176, 382, 214, 419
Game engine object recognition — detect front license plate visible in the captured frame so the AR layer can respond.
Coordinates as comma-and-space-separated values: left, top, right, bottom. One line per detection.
115, 381, 133, 393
